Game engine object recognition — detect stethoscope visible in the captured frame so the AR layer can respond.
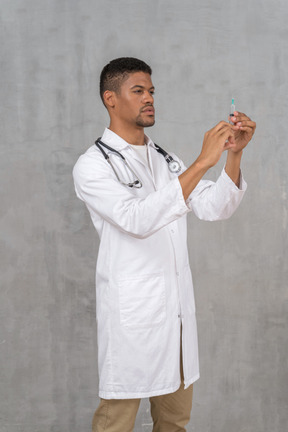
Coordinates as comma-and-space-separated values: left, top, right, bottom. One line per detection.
95, 138, 181, 188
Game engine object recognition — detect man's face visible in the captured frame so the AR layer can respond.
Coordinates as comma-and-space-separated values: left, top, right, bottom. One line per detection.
113, 72, 155, 128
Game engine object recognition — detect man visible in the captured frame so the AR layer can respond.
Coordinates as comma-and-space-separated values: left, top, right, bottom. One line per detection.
73, 57, 256, 432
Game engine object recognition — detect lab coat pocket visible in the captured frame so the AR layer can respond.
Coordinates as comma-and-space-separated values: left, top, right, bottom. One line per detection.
118, 273, 166, 328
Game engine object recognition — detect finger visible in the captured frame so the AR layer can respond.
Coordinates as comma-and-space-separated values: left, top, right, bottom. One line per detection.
236, 120, 256, 129
234, 113, 254, 123
233, 111, 247, 117
219, 122, 235, 133
227, 134, 236, 144
218, 128, 235, 144
217, 122, 236, 134
230, 124, 241, 131
235, 119, 255, 125
223, 141, 236, 151
211, 120, 232, 133
218, 126, 233, 136
229, 115, 251, 124
219, 124, 236, 138
239, 126, 254, 133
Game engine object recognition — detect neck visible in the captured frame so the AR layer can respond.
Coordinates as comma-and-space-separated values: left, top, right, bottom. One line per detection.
108, 120, 145, 146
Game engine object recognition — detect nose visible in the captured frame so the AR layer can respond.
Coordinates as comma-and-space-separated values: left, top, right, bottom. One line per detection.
143, 90, 154, 104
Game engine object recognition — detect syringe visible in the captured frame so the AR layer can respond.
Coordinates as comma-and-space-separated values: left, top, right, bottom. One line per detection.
229, 98, 235, 124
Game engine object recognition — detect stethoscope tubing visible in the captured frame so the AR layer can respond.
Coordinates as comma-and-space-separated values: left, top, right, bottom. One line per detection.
94, 137, 181, 188
95, 138, 142, 188
95, 139, 125, 160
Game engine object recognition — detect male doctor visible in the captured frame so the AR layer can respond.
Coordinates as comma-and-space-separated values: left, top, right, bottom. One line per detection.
73, 57, 256, 432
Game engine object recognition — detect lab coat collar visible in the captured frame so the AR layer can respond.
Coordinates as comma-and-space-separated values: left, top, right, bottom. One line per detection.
101, 128, 155, 152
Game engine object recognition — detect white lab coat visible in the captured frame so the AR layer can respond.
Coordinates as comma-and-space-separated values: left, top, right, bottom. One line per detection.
73, 128, 247, 399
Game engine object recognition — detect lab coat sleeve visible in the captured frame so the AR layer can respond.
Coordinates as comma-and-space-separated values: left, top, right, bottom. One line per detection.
186, 168, 247, 220
170, 153, 247, 221
73, 152, 190, 239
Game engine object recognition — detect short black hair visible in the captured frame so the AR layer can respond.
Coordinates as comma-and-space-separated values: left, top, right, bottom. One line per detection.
99, 57, 152, 105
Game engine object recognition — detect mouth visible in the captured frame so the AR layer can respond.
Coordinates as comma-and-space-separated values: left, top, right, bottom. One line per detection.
141, 106, 155, 115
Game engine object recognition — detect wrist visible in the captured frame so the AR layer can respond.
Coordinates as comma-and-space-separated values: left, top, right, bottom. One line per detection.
228, 148, 243, 156
227, 149, 243, 161
225, 150, 242, 187
195, 154, 214, 170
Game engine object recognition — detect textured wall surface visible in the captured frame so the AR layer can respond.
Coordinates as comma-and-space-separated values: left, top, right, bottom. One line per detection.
0, 0, 287, 431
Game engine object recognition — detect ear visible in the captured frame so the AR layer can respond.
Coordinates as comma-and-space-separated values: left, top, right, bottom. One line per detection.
103, 90, 116, 108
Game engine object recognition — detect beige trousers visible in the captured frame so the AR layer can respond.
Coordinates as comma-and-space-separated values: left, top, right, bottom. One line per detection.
92, 348, 193, 432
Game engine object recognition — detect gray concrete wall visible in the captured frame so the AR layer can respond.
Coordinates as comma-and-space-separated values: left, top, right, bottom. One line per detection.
0, 0, 287, 431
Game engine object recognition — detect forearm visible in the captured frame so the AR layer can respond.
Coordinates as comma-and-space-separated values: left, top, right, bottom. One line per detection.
225, 150, 243, 188
178, 157, 210, 201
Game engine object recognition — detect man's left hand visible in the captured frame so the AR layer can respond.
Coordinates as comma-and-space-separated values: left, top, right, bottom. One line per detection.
228, 112, 256, 153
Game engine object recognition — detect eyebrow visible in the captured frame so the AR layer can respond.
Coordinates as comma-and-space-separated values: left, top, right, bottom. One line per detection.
130, 85, 155, 90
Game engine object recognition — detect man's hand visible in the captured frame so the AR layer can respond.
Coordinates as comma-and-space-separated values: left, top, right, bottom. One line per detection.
198, 121, 236, 169
228, 111, 256, 153
179, 121, 237, 200
179, 115, 256, 200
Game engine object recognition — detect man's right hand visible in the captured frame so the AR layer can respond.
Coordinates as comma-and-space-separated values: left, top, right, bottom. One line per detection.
198, 121, 237, 169
179, 121, 239, 201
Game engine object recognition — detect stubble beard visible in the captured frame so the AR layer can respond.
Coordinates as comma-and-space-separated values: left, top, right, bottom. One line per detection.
135, 114, 155, 128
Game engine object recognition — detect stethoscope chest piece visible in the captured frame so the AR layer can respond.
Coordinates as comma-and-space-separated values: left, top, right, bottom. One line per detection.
154, 143, 181, 174
168, 160, 181, 173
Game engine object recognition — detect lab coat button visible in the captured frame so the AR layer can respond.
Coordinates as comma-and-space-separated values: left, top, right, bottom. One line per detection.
176, 272, 179, 276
